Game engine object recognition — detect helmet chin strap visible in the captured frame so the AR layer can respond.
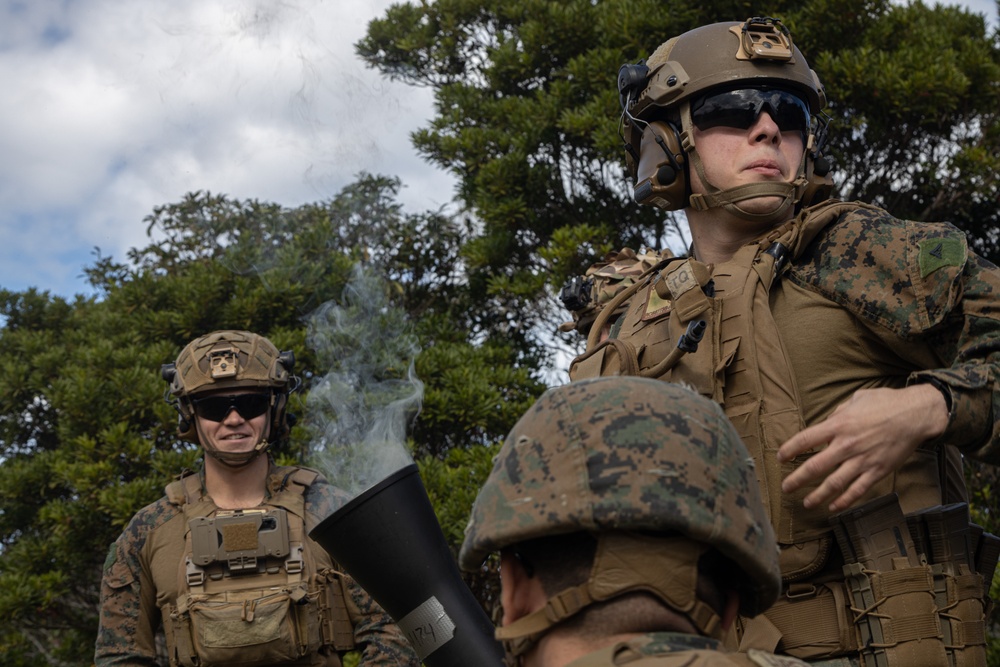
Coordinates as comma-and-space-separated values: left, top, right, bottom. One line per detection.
495, 534, 722, 661
679, 102, 809, 224
195, 413, 273, 468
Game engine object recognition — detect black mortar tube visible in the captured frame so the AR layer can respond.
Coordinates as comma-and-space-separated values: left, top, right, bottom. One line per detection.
309, 463, 504, 667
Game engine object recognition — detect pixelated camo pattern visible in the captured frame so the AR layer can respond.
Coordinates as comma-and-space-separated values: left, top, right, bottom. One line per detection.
790, 205, 1000, 459
790, 207, 967, 336
564, 631, 811, 665
563, 248, 672, 331
95, 466, 419, 667
460, 377, 781, 614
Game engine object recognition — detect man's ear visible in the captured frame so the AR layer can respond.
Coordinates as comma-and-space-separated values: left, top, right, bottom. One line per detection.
499, 551, 548, 627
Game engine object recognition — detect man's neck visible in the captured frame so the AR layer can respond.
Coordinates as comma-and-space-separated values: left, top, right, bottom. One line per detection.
686, 207, 786, 264
204, 454, 270, 509
522, 630, 643, 667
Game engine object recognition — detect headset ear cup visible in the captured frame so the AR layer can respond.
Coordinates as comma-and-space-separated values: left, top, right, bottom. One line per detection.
270, 392, 290, 443
632, 121, 687, 210
801, 152, 834, 208
176, 401, 198, 442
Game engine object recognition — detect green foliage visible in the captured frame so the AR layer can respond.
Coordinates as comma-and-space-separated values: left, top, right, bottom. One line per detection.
360, 1, 1000, 662
418, 443, 503, 617
3, 1, 1000, 663
358, 0, 1000, 305
810, 1, 1000, 259
0, 173, 543, 665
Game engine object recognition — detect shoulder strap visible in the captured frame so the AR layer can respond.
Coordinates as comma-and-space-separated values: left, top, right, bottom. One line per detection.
267, 465, 318, 518
165, 472, 217, 520
790, 199, 880, 259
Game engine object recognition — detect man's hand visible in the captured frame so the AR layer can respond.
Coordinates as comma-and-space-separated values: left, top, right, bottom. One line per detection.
778, 384, 949, 512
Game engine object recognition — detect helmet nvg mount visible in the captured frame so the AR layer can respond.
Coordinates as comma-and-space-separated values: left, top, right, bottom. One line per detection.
161, 330, 300, 466
618, 17, 833, 220
460, 376, 781, 656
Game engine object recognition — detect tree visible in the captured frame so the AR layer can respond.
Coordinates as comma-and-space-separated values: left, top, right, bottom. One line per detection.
357, 0, 1000, 660
357, 0, 1000, 336
0, 174, 543, 665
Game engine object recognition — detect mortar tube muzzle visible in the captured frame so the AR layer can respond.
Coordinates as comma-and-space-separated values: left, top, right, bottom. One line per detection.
309, 463, 504, 667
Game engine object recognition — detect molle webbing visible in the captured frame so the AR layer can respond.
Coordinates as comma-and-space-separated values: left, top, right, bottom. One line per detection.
746, 497, 991, 665
570, 201, 895, 572
573, 206, 839, 563
163, 466, 356, 665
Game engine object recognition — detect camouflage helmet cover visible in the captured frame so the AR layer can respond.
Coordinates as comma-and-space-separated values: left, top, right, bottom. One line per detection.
164, 330, 297, 445
559, 248, 672, 334
168, 329, 293, 398
459, 376, 781, 616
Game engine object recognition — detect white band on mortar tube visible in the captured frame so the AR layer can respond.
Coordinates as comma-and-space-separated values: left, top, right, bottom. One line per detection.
398, 595, 456, 659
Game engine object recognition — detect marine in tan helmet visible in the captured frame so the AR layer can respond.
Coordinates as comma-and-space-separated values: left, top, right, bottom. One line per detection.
460, 376, 810, 667
568, 16, 1000, 667
95, 330, 420, 667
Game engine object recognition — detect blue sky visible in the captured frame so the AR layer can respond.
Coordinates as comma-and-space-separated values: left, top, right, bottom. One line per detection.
0, 0, 457, 299
1, 0, 997, 300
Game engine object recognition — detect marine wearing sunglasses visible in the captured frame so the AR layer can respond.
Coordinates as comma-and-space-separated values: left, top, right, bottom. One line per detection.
192, 392, 273, 422
691, 87, 811, 141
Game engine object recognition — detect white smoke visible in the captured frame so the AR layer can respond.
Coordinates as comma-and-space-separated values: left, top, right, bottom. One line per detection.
304, 263, 422, 498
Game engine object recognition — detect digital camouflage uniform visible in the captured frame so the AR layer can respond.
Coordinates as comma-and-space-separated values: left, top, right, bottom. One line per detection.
566, 16, 1000, 665
568, 200, 1000, 664
95, 460, 420, 667
460, 377, 810, 667
566, 635, 815, 667
559, 247, 672, 335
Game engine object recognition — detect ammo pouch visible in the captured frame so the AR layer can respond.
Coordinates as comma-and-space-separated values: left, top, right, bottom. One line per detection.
163, 469, 356, 667
318, 568, 356, 652
167, 569, 356, 667
169, 582, 323, 667
744, 496, 994, 666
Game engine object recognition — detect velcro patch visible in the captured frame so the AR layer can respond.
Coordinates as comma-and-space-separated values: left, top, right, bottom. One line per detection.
918, 237, 963, 278
221, 522, 260, 552
104, 543, 118, 571
643, 284, 672, 320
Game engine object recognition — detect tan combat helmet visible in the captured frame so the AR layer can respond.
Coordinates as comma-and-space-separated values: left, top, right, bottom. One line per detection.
161, 330, 299, 465
459, 376, 781, 657
618, 17, 833, 220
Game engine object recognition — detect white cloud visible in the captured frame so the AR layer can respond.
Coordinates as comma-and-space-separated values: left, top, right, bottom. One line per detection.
0, 0, 453, 297
0, 0, 995, 298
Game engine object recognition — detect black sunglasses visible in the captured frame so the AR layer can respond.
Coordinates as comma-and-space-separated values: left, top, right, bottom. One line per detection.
191, 393, 271, 422
691, 88, 810, 137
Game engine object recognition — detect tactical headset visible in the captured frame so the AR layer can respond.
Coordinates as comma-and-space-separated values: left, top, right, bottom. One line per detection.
161, 330, 300, 466
618, 17, 833, 217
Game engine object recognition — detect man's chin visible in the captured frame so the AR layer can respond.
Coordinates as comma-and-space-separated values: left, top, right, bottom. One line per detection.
212, 442, 256, 453
736, 195, 793, 218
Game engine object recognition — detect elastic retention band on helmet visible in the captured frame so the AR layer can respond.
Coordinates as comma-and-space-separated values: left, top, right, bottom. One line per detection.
496, 533, 723, 659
